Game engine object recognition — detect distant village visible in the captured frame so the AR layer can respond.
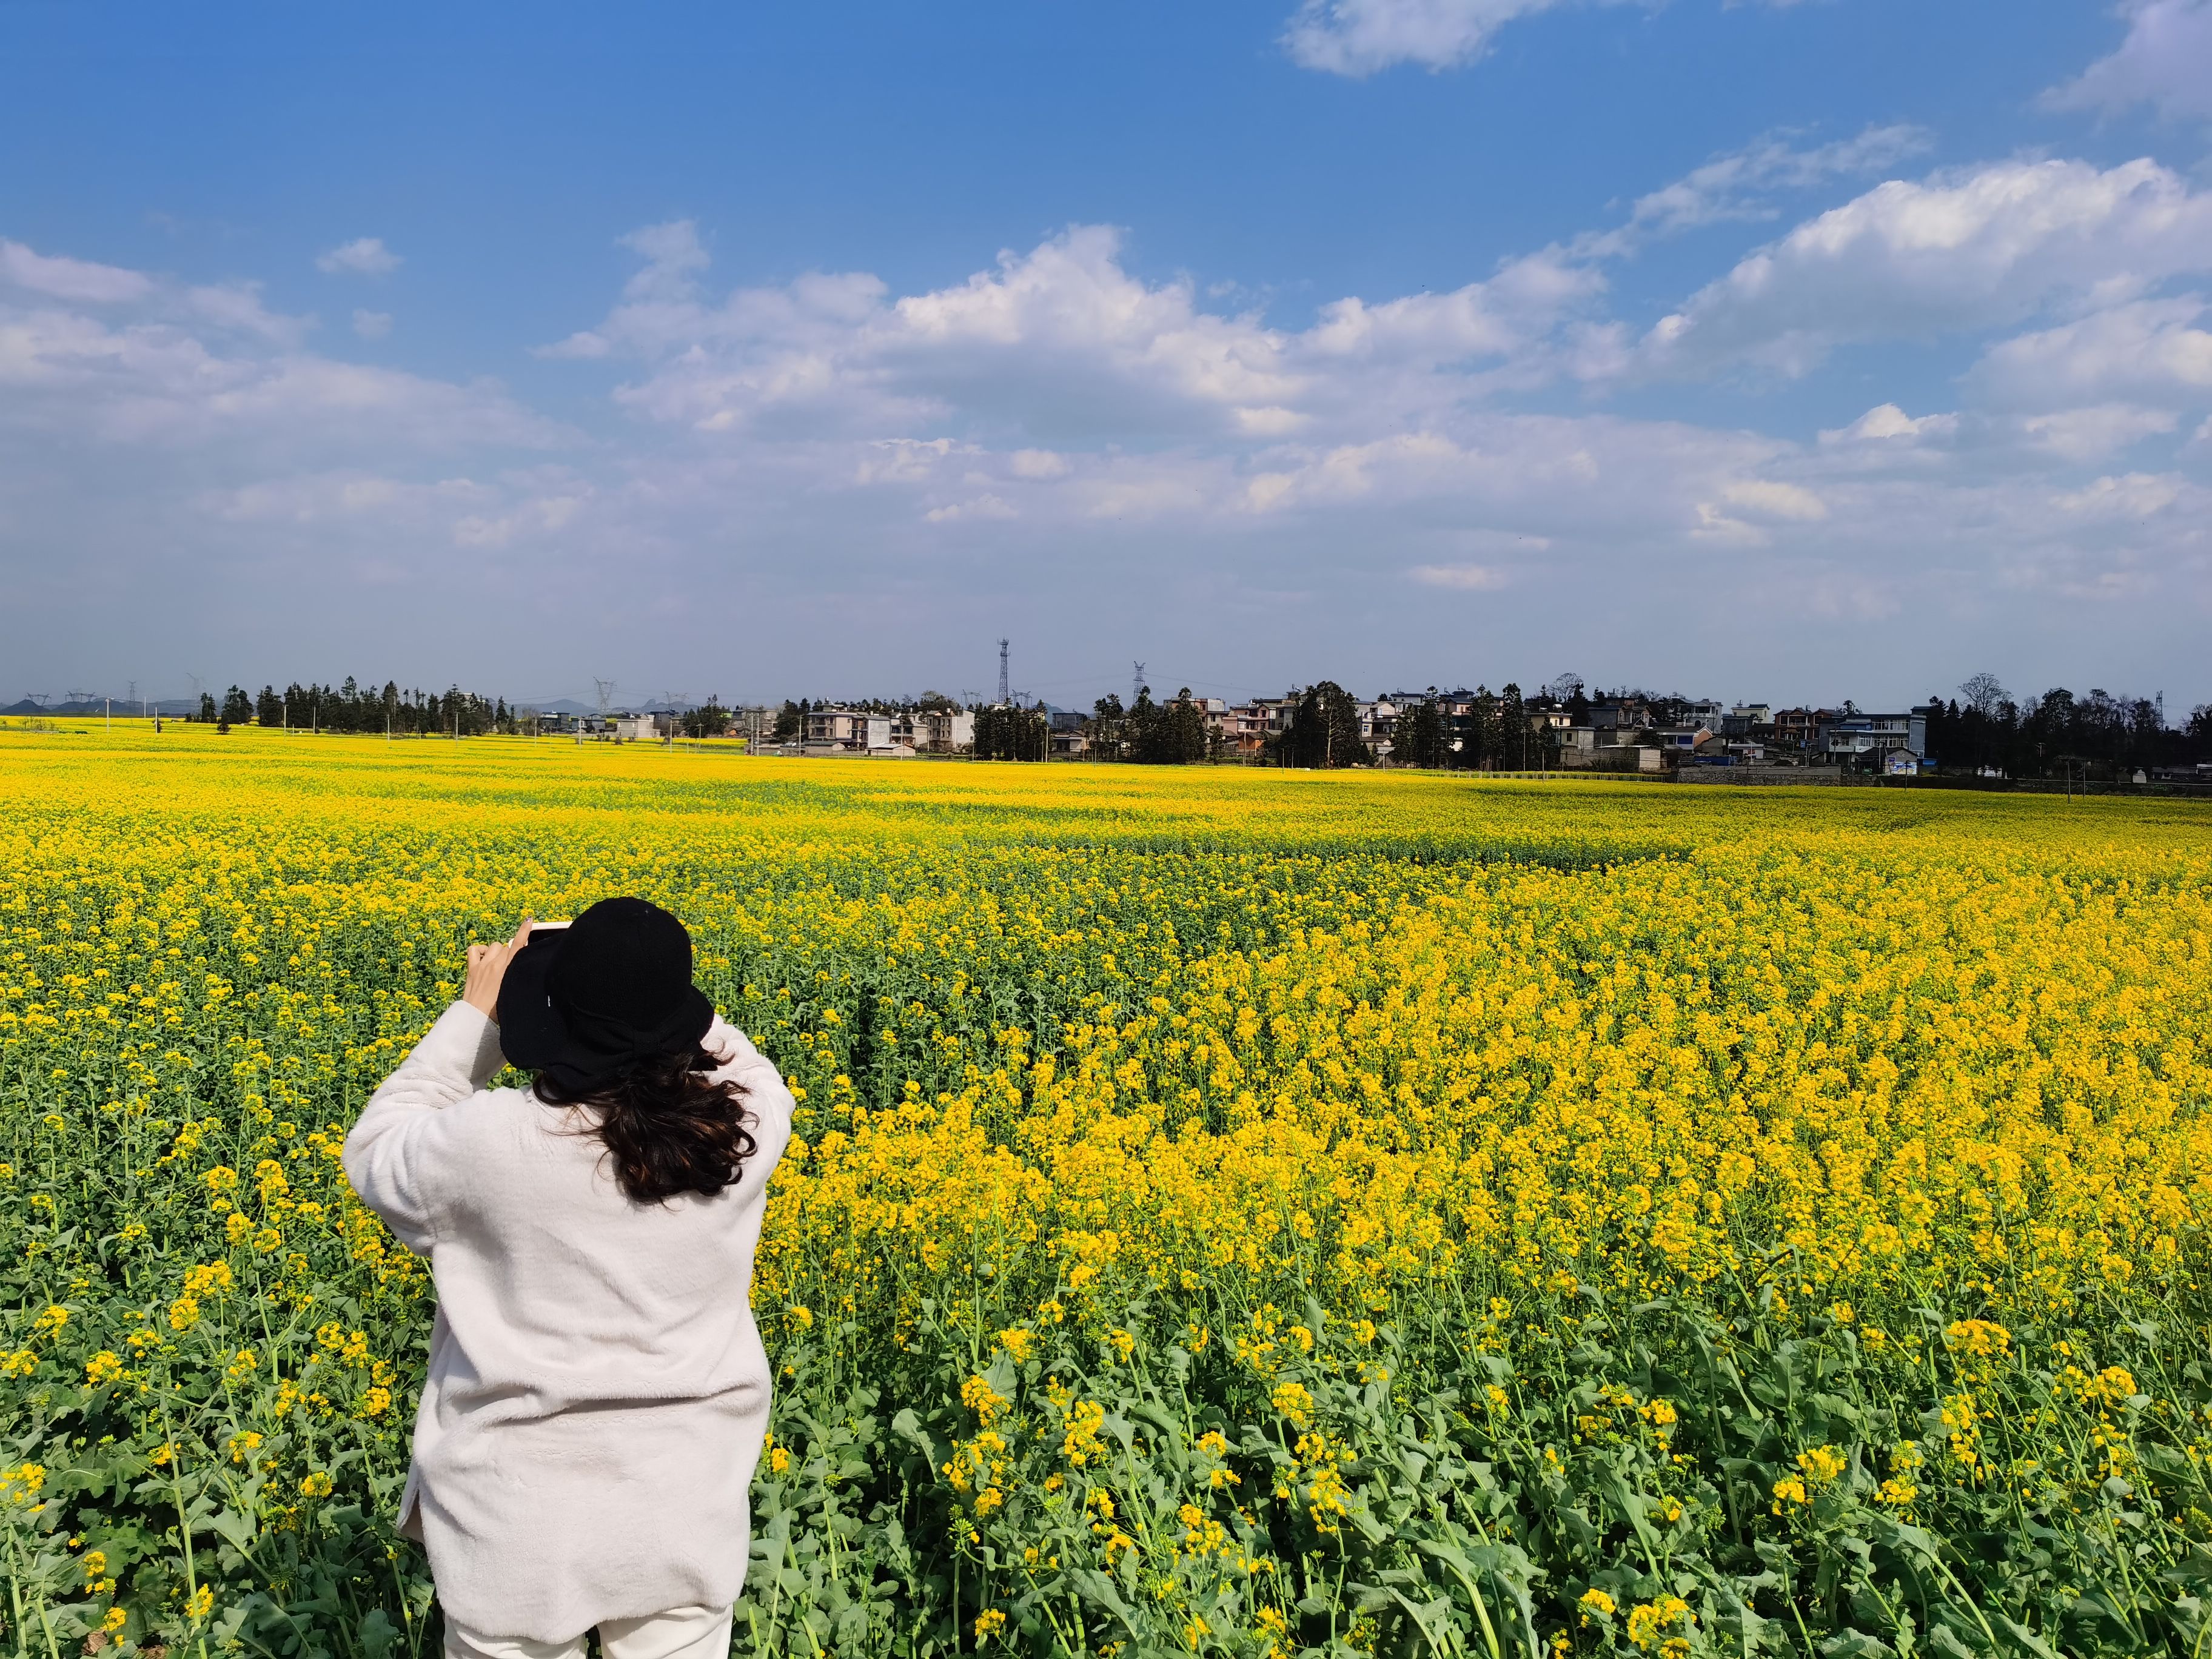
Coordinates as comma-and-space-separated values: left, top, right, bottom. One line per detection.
592, 675, 2210, 786
11, 671, 2208, 785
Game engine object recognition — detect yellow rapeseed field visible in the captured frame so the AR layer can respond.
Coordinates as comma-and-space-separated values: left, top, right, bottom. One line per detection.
2, 723, 2210, 1657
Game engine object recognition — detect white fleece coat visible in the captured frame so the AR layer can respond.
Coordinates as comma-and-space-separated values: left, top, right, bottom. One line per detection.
343, 1001, 793, 1641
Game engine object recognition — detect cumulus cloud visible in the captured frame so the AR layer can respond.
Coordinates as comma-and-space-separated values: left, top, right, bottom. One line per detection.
1637, 158, 2212, 378
186, 283, 312, 347
1969, 297, 2212, 405
0, 237, 568, 457
2020, 404, 2180, 460
2051, 470, 2188, 518
1, 239, 154, 304
1721, 478, 1828, 520
549, 222, 1602, 447
316, 237, 401, 276
2045, 0, 2212, 122
1819, 403, 1962, 446
8, 164, 2212, 699
1281, 0, 1594, 76
923, 493, 1016, 523
1407, 562, 1508, 589
1280, 0, 1807, 76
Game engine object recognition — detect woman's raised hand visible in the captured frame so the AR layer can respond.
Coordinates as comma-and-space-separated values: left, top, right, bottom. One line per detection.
463, 917, 534, 1019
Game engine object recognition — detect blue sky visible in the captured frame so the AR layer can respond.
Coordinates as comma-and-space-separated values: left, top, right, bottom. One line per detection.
3, 0, 2209, 712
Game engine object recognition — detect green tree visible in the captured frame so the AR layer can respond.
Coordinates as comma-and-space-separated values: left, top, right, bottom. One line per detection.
683, 696, 732, 739
1394, 695, 1447, 769
1498, 682, 1527, 771
1131, 689, 1207, 764
1464, 686, 1499, 771
1090, 694, 1125, 762
1285, 682, 1369, 768
976, 705, 1048, 761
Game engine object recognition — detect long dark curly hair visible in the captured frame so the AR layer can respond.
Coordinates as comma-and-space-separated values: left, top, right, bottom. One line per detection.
534, 1047, 756, 1204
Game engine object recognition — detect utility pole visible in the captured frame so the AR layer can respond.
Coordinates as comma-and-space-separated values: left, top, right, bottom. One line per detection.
996, 642, 1009, 706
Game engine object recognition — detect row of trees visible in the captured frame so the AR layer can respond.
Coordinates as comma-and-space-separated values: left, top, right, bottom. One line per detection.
1089, 688, 1213, 764
1389, 683, 1550, 772
973, 703, 1050, 762
206, 680, 518, 737
1925, 677, 2211, 779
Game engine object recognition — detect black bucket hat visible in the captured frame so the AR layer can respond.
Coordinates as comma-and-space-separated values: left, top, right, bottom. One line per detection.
496, 897, 715, 1089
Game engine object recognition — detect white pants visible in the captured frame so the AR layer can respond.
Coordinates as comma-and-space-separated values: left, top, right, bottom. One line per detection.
444, 1604, 732, 1659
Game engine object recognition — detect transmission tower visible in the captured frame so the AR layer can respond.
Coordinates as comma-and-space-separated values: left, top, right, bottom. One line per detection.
593, 679, 616, 722
996, 640, 1009, 705
1132, 661, 1146, 703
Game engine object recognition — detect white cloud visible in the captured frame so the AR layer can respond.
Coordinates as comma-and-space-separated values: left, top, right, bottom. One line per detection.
316, 237, 401, 276
8, 193, 2212, 701
1583, 126, 1932, 256
1280, 0, 1813, 75
1970, 297, 2212, 404
923, 493, 1016, 523
208, 472, 493, 524
2020, 404, 2180, 460
0, 242, 568, 455
1723, 478, 1828, 519
2046, 0, 2212, 122
1638, 158, 2212, 377
555, 223, 1604, 451
353, 309, 393, 339
1691, 478, 1828, 544
187, 283, 312, 346
2052, 471, 2187, 517
1407, 562, 1507, 589
1, 239, 154, 304
1282, 0, 1590, 77
452, 487, 591, 548
1819, 403, 1961, 444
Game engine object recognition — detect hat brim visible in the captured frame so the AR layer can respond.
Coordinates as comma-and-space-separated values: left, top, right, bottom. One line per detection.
495, 928, 572, 1073
495, 929, 715, 1084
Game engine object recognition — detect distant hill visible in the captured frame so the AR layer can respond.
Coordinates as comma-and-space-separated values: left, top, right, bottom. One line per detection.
2, 697, 195, 716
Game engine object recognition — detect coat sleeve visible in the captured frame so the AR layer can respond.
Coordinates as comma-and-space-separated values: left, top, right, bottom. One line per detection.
343, 1000, 508, 1256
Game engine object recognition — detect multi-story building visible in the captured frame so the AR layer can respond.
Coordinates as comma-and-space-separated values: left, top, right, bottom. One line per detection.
1721, 704, 1772, 736
802, 708, 878, 748
1357, 699, 1399, 759
1819, 709, 1931, 765
1769, 708, 1828, 752
1589, 695, 1652, 733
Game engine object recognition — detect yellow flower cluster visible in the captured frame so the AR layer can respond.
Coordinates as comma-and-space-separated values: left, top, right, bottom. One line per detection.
2, 724, 2210, 1649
